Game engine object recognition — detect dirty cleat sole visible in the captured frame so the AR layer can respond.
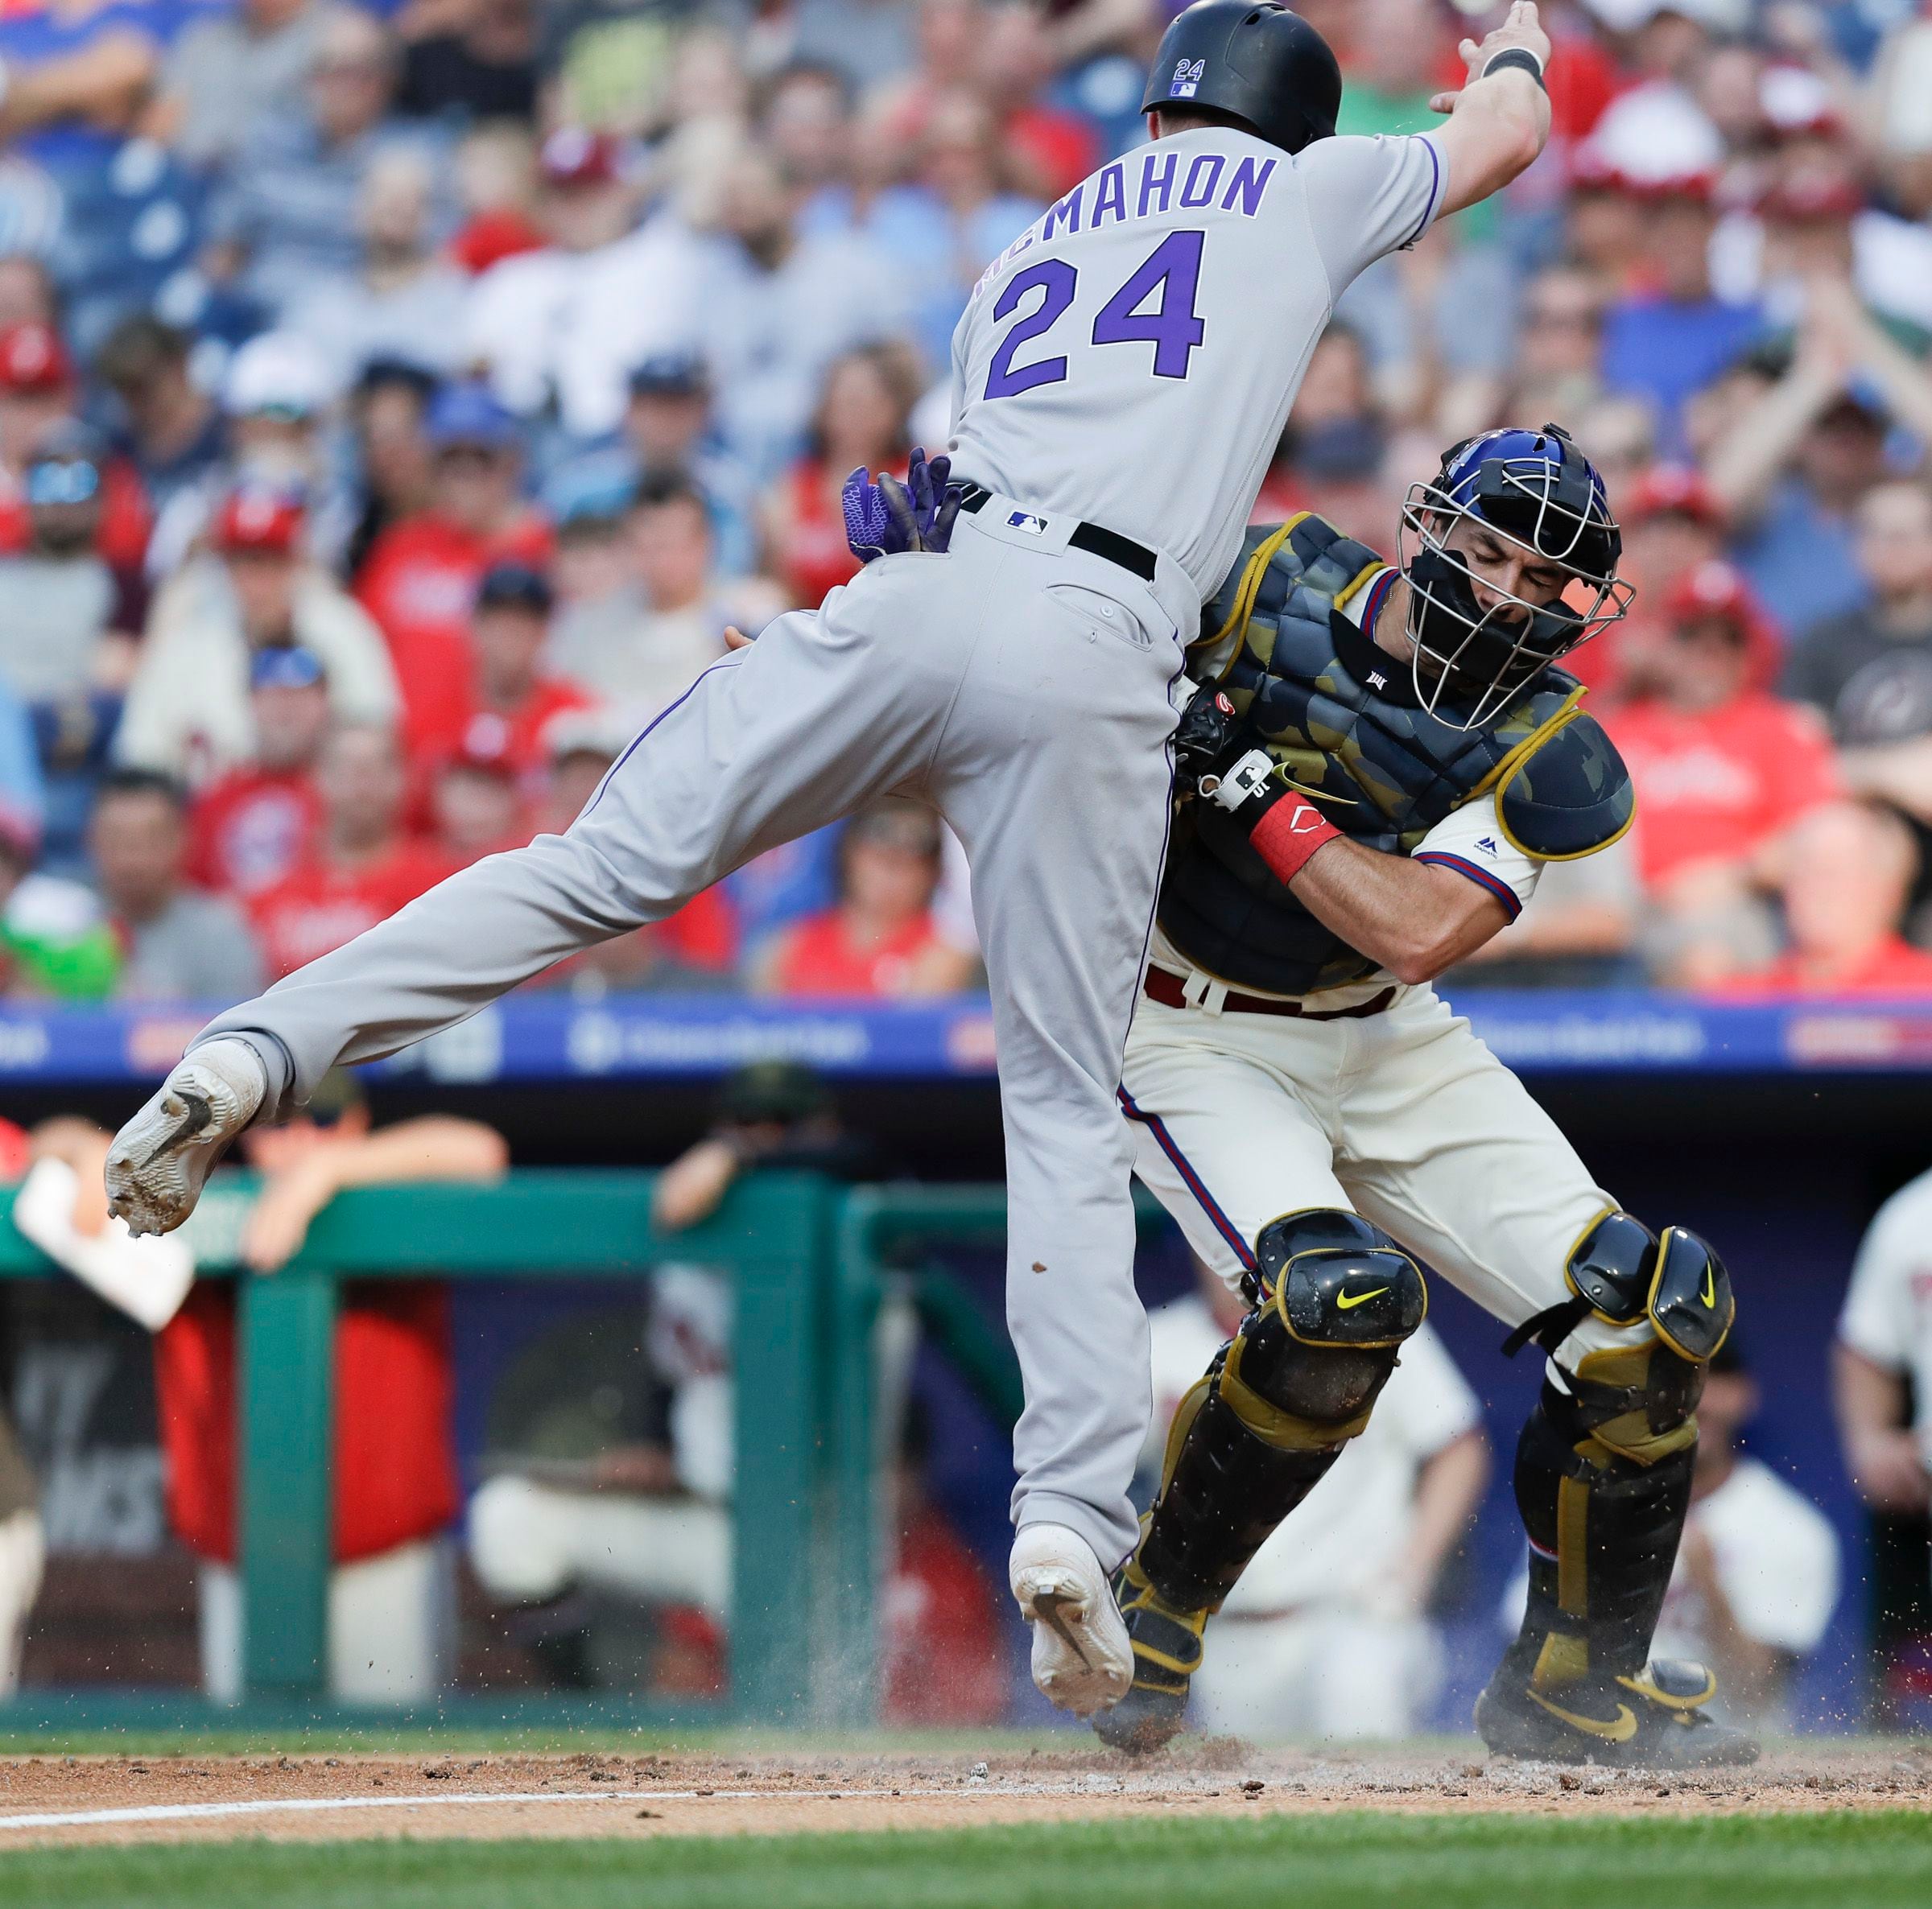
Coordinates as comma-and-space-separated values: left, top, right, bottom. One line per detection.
105, 1040, 268, 1237
1010, 1524, 1132, 1717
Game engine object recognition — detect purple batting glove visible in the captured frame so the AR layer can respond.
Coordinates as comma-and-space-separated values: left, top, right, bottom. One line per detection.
879, 447, 960, 556
842, 464, 893, 564
843, 447, 962, 564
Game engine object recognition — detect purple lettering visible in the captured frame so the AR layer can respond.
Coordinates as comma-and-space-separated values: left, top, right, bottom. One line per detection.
1220, 155, 1278, 216
1042, 185, 1084, 239
1137, 150, 1177, 218
1091, 163, 1127, 228
1179, 153, 1225, 208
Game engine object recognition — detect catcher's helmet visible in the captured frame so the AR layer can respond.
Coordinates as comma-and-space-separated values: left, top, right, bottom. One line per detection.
1140, 2, 1341, 155
1397, 424, 1634, 730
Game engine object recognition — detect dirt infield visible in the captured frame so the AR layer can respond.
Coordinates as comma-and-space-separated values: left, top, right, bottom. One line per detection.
1, 1742, 1929, 1849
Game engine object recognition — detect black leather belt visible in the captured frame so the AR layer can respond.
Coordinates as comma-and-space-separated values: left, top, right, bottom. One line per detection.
956, 483, 1159, 583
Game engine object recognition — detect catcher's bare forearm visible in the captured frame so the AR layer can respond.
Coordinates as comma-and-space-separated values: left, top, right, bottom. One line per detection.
1287, 835, 1509, 984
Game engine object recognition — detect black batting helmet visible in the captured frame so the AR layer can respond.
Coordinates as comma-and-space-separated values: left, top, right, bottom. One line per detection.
1140, 2, 1342, 155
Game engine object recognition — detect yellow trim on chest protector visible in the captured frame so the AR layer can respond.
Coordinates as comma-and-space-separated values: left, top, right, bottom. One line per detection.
1196, 515, 1304, 656
1477, 682, 1638, 864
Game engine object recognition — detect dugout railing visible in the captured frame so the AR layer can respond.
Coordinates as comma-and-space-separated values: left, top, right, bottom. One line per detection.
0, 1169, 839, 1730
825, 1182, 1170, 1728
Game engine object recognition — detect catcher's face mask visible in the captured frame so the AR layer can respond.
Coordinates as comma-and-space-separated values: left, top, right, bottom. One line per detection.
1396, 425, 1634, 731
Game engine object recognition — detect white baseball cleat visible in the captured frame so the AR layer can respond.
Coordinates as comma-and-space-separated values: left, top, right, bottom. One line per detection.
105, 1038, 268, 1237
1009, 1523, 1133, 1717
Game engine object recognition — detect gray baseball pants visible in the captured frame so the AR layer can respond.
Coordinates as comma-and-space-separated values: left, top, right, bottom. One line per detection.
196, 501, 1192, 1565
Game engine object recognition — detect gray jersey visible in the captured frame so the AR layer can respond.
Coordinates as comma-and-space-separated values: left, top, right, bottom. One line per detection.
947, 126, 1446, 598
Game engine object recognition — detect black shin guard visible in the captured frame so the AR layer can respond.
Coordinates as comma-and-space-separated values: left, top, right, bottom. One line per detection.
1501, 1376, 1697, 1692
1136, 1211, 1427, 1618
1493, 1215, 1732, 1693
1136, 1365, 1357, 1614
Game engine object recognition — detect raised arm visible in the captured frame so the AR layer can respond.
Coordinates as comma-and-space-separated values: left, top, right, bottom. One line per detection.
1427, 1, 1553, 218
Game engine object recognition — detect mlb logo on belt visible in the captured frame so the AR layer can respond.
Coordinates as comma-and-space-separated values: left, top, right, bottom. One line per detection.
1170, 56, 1205, 98
1008, 510, 1049, 534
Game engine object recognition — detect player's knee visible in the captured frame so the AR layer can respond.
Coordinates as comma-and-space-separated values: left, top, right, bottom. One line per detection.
1219, 1210, 1428, 1447
1556, 1213, 1735, 1465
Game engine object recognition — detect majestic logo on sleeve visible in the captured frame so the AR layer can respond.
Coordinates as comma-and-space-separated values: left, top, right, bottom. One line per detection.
1170, 56, 1206, 98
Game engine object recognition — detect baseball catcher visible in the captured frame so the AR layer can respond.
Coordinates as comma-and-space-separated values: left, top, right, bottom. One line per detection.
848, 424, 1747, 1766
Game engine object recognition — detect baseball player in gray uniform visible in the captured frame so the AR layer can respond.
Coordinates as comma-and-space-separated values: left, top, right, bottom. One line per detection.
105, 2, 1558, 1713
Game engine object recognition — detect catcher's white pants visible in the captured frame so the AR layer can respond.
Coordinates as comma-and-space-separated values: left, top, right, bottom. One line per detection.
1122, 982, 1644, 1371
1192, 1608, 1439, 1742
0, 1510, 43, 1697
467, 1476, 731, 1618
200, 1539, 451, 1706
195, 504, 1194, 1568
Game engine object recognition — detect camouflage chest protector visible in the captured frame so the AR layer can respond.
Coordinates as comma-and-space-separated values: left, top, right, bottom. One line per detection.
1165, 515, 1633, 996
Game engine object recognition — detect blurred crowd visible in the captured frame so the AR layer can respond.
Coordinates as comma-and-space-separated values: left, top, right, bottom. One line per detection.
0, 0, 1930, 998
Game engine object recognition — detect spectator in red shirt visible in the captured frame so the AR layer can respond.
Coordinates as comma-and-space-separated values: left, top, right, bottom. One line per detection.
760, 344, 917, 611
0, 323, 149, 575
881, 1404, 1007, 1726
353, 381, 551, 757
151, 1069, 509, 1703
428, 732, 525, 871
1621, 465, 1729, 604
1719, 803, 1932, 998
186, 645, 331, 900
1600, 464, 1732, 695
411, 560, 592, 785
1613, 561, 1844, 987
754, 797, 973, 997
0, 322, 74, 495
341, 358, 436, 582
522, 711, 737, 992
978, 2, 1098, 202
1249, 323, 1385, 545
248, 722, 446, 977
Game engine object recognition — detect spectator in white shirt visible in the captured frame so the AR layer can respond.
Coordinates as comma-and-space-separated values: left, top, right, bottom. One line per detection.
1836, 1165, 1932, 1552
466, 126, 710, 441
283, 146, 473, 390
1651, 1337, 1839, 1728
116, 487, 398, 784
1143, 1256, 1488, 1742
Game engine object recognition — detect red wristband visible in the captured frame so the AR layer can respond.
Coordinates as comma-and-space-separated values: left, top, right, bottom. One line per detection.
1249, 797, 1342, 885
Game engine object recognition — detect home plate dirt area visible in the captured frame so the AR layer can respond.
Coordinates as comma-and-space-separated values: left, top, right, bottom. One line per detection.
1, 1743, 1929, 1849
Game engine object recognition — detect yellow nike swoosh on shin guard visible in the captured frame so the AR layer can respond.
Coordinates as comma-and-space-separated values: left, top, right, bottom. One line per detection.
1336, 1286, 1389, 1310
1526, 1689, 1638, 1742
1700, 1268, 1717, 1309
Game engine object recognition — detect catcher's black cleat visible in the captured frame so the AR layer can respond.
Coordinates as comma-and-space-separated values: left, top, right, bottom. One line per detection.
1476, 1659, 1759, 1769
1089, 1563, 1203, 1755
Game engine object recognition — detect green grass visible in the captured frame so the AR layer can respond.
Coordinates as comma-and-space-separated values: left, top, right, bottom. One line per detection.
3, 1811, 1931, 1909
0, 1723, 1043, 1759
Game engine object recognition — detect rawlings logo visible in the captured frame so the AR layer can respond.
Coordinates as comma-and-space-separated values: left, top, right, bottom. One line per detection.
1170, 56, 1205, 98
